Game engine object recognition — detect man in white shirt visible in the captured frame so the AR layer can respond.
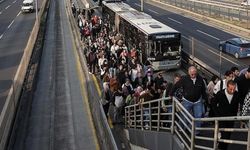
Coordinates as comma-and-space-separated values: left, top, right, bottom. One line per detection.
212, 80, 240, 150
213, 70, 238, 94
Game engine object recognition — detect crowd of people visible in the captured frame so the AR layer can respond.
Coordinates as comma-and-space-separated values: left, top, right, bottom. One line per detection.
71, 4, 250, 149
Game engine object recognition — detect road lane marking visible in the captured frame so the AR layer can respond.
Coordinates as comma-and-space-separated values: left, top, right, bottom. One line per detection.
181, 35, 238, 66
148, 9, 159, 14
207, 48, 239, 66
13, 0, 17, 3
168, 17, 182, 24
8, 20, 14, 28
135, 3, 140, 7
0, 11, 2, 15
5, 5, 10, 9
197, 30, 220, 40
0, 0, 4, 3
182, 35, 190, 40
0, 34, 3, 39
17, 11, 21, 17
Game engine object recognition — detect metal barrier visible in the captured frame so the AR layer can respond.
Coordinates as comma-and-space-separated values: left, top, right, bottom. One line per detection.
152, 0, 250, 29
125, 97, 250, 150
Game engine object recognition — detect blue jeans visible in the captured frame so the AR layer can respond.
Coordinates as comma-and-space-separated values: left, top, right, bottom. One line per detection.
181, 98, 203, 134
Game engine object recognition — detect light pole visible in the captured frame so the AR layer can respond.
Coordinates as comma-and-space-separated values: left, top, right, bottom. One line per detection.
219, 50, 222, 78
85, 3, 89, 20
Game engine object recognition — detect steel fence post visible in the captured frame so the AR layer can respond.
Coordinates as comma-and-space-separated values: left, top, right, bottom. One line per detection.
141, 105, 143, 130
213, 120, 219, 150
149, 103, 152, 130
134, 105, 136, 129
171, 99, 176, 134
190, 120, 195, 150
157, 100, 161, 131
247, 120, 250, 150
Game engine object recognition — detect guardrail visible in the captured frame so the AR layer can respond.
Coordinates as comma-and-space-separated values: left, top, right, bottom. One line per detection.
146, 0, 250, 40
0, 0, 50, 149
152, 0, 250, 29
125, 97, 250, 150
65, 0, 118, 149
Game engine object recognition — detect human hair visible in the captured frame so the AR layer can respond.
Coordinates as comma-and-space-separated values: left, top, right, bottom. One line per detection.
224, 70, 233, 76
231, 66, 239, 72
210, 75, 219, 83
174, 73, 181, 79
227, 80, 236, 87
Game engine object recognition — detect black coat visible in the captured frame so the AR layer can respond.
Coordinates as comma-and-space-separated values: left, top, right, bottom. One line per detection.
213, 89, 240, 117
170, 75, 207, 102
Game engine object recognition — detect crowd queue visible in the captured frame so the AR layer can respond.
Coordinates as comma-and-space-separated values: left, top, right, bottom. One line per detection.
71, 5, 250, 150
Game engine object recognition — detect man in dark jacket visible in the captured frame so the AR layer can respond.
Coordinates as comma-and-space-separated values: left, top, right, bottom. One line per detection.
234, 67, 250, 108
213, 80, 240, 150
170, 66, 207, 134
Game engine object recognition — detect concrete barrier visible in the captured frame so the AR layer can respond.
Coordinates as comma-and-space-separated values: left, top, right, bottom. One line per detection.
65, 0, 118, 149
0, 0, 50, 149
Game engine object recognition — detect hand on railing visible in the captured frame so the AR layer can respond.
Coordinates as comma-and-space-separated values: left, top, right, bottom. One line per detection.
162, 106, 167, 112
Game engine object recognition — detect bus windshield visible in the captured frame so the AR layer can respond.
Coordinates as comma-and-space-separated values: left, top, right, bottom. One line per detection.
149, 40, 180, 60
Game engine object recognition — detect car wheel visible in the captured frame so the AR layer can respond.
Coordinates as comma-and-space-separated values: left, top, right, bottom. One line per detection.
234, 52, 239, 59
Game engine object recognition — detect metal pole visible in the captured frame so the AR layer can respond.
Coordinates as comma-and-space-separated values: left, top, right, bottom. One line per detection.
247, 7, 249, 29
213, 120, 219, 150
149, 103, 152, 130
134, 105, 136, 128
141, 105, 143, 130
157, 100, 160, 131
190, 120, 195, 150
171, 99, 176, 134
141, 0, 144, 12
85, 3, 89, 20
36, 0, 38, 22
219, 51, 222, 78
247, 120, 250, 150
191, 37, 194, 59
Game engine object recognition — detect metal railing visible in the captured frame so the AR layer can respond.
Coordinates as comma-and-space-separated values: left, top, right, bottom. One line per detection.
152, 0, 250, 29
125, 97, 250, 150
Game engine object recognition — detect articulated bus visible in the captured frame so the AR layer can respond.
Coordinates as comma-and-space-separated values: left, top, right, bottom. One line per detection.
102, 1, 182, 70
102, 0, 136, 32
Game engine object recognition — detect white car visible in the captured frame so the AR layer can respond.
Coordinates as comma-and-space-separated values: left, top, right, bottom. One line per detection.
21, 0, 34, 13
241, 0, 250, 6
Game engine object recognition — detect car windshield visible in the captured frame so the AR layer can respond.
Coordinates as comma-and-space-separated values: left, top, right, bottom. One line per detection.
233, 38, 250, 44
23, 2, 32, 6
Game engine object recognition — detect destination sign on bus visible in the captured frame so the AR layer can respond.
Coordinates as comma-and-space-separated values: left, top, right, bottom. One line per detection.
155, 34, 176, 39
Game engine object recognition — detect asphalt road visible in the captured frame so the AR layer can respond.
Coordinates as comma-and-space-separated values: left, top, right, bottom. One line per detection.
10, 0, 98, 149
126, 0, 249, 74
0, 0, 43, 110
